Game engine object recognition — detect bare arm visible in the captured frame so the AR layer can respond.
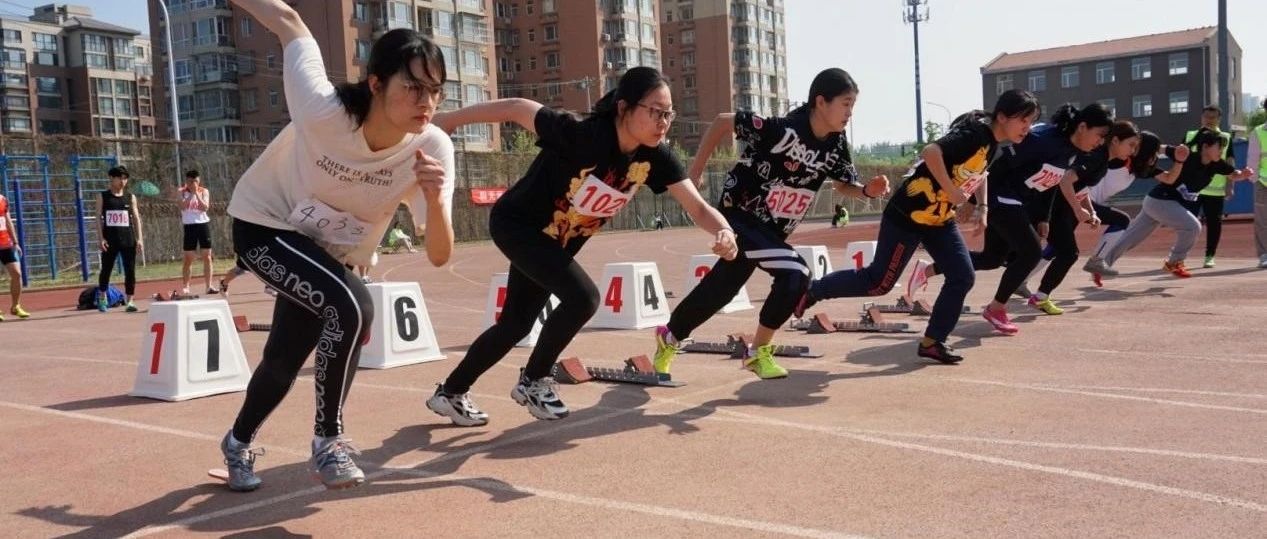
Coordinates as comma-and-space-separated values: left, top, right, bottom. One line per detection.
666, 180, 737, 259
422, 198, 453, 266
1057, 170, 1087, 219
229, 0, 310, 44
432, 98, 542, 135
131, 195, 144, 247
687, 113, 736, 188
1154, 144, 1189, 184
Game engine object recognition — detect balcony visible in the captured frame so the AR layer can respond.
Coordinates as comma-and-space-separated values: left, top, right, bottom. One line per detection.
196, 106, 239, 121
2, 60, 25, 71
191, 34, 233, 49
458, 29, 490, 44
194, 69, 238, 84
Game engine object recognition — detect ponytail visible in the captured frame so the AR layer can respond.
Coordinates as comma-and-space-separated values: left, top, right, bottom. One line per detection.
335, 81, 373, 126
589, 66, 669, 120
1051, 102, 1112, 137
950, 110, 989, 131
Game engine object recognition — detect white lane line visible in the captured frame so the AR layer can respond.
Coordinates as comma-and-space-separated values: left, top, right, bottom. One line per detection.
1031, 384, 1267, 400
948, 378, 1267, 415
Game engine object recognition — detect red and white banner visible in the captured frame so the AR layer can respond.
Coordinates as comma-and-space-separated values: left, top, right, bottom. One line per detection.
470, 187, 507, 206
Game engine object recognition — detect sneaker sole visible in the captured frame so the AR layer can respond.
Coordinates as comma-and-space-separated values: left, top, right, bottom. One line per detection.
425, 397, 489, 427
510, 388, 569, 420
311, 471, 365, 490
918, 351, 963, 364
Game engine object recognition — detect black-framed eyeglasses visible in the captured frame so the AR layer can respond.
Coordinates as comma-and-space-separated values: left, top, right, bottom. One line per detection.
637, 103, 677, 123
401, 81, 445, 107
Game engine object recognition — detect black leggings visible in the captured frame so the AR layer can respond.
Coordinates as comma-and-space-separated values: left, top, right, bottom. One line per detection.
1194, 194, 1226, 257
969, 203, 1042, 304
98, 243, 137, 295
443, 212, 599, 394
667, 210, 809, 339
1032, 198, 1079, 296
229, 219, 374, 441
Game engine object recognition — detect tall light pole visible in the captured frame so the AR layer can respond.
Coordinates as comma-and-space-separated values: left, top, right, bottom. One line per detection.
926, 101, 951, 127
156, 0, 182, 184
1217, 0, 1229, 132
902, 0, 929, 144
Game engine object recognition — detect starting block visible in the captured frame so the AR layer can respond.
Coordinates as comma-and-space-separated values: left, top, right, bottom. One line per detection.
875, 295, 934, 315
874, 295, 972, 315
152, 290, 200, 302
843, 241, 877, 271
795, 307, 915, 334
552, 355, 684, 387
681, 333, 823, 358
131, 299, 251, 401
232, 315, 270, 332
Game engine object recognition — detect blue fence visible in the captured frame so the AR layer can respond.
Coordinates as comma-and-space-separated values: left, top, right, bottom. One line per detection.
0, 154, 119, 285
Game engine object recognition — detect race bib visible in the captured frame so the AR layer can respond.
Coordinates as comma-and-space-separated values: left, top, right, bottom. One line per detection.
105, 209, 130, 227
287, 198, 370, 246
1075, 187, 1090, 201
1023, 163, 1067, 192
960, 172, 987, 196
0, 218, 6, 231
765, 184, 815, 220
569, 175, 634, 218
1176, 184, 1199, 202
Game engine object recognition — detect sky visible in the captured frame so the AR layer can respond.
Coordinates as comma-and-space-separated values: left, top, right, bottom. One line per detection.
2, 0, 1264, 145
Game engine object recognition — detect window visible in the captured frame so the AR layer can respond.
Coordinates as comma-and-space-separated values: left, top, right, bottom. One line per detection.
528, 56, 536, 70
683, 74, 695, 89
266, 53, 276, 70
681, 29, 694, 45
98, 117, 114, 135
356, 40, 370, 61
1132, 95, 1152, 117
33, 52, 56, 66
1168, 52, 1188, 75
679, 6, 692, 19
39, 120, 65, 134
243, 90, 257, 111
36, 76, 58, 94
115, 80, 131, 95
1131, 57, 1151, 80
97, 96, 114, 115
2, 29, 19, 44
95, 77, 112, 95
995, 74, 1013, 95
1098, 99, 1116, 117
544, 24, 557, 41
498, 57, 510, 73
117, 98, 134, 116
240, 17, 252, 36
1169, 91, 1189, 114
2, 48, 24, 70
33, 33, 56, 51
545, 52, 560, 69
461, 48, 482, 74
542, 0, 555, 13
1060, 66, 1078, 88
4, 95, 28, 108
527, 28, 534, 42
269, 87, 279, 107
1027, 70, 1046, 92
1095, 62, 1114, 84
353, 2, 368, 22
641, 22, 655, 43
682, 51, 695, 67
387, 1, 413, 30
2, 116, 31, 132
464, 83, 482, 103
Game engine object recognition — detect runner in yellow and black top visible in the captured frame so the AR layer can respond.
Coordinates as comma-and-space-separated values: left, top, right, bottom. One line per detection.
797, 89, 1039, 362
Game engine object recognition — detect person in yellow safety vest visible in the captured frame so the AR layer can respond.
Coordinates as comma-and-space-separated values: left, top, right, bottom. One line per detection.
1248, 98, 1267, 268
1185, 105, 1235, 268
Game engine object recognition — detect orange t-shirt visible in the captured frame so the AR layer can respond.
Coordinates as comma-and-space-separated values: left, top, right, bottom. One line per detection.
0, 195, 12, 249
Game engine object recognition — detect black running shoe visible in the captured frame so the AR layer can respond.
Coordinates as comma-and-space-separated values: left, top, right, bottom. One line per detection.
917, 341, 963, 364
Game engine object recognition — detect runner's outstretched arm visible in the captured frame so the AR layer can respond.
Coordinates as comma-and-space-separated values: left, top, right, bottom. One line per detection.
229, 0, 311, 45
432, 99, 543, 135
687, 113, 735, 189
